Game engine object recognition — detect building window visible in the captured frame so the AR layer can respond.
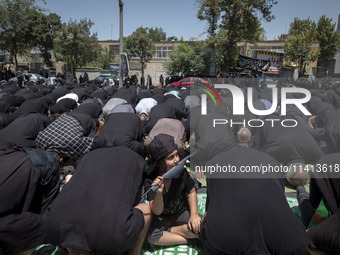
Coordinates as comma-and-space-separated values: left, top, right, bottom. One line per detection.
155, 46, 173, 59
109, 45, 120, 55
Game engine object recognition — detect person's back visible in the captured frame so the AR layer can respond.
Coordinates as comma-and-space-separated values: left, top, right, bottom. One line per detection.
0, 113, 50, 149
200, 146, 308, 254
0, 148, 60, 254
257, 113, 324, 165
92, 111, 145, 157
43, 147, 150, 254
143, 103, 176, 135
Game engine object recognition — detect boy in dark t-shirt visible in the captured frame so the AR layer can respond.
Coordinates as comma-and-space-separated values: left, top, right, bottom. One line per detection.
145, 134, 201, 246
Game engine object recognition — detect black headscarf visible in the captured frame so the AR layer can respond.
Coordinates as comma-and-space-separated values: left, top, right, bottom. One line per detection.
11, 97, 52, 119
50, 98, 78, 115
0, 102, 10, 113
43, 147, 147, 254
72, 101, 102, 119
0, 95, 26, 107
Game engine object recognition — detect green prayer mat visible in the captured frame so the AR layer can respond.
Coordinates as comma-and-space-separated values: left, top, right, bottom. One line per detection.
308, 197, 332, 228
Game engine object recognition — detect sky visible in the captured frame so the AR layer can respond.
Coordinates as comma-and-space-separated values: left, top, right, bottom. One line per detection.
40, 0, 340, 41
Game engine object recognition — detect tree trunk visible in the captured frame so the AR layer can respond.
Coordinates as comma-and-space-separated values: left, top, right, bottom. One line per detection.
14, 54, 18, 71
70, 55, 74, 84
141, 61, 144, 80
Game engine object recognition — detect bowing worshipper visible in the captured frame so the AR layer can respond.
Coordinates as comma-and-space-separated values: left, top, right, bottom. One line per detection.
0, 148, 60, 254
307, 96, 340, 154
199, 144, 308, 255
163, 97, 188, 120
102, 84, 117, 97
135, 97, 158, 117
143, 104, 177, 136
325, 82, 340, 107
92, 104, 145, 157
0, 95, 26, 109
144, 118, 187, 155
255, 111, 324, 166
101, 97, 127, 118
49, 98, 78, 116
0, 113, 51, 149
36, 102, 102, 161
183, 95, 200, 111
42, 147, 151, 255
90, 88, 109, 103
0, 102, 10, 113
56, 92, 79, 104
135, 97, 158, 125
69, 87, 90, 103
151, 89, 166, 104
0, 113, 13, 129
136, 88, 152, 101
111, 86, 139, 107
190, 108, 308, 254
11, 97, 53, 120
0, 102, 13, 129
296, 153, 340, 255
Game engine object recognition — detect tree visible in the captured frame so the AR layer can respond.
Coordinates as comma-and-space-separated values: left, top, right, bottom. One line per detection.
148, 27, 166, 42
196, 0, 276, 71
53, 19, 101, 77
0, 0, 44, 69
125, 26, 155, 79
30, 12, 62, 67
163, 41, 212, 77
197, 0, 220, 73
88, 47, 115, 70
316, 15, 340, 63
284, 17, 319, 77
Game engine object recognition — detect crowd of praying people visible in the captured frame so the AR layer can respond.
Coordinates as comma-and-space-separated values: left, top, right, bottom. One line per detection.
0, 75, 339, 255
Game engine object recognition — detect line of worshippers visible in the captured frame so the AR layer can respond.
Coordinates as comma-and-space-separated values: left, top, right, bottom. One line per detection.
0, 77, 339, 254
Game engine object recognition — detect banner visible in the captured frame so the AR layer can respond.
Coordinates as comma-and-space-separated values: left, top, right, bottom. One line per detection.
237, 55, 270, 72
255, 50, 283, 74
120, 53, 129, 78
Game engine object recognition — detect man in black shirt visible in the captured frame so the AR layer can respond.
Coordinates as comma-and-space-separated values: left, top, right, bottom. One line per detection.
16, 71, 24, 88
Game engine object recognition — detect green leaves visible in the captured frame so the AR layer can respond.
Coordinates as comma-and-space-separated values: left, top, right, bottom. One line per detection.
53, 19, 101, 75
125, 26, 156, 77
0, 0, 43, 67
196, 0, 276, 71
317, 15, 340, 63
163, 42, 212, 77
283, 17, 336, 76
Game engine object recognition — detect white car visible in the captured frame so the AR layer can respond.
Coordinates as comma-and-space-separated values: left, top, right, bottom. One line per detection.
259, 78, 277, 89
9, 73, 46, 83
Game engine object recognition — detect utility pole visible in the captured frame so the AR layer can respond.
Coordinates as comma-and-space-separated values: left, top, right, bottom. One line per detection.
119, 0, 124, 87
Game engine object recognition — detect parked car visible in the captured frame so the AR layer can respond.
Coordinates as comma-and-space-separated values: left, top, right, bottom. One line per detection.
88, 74, 119, 85
168, 77, 209, 87
9, 73, 46, 83
259, 78, 277, 89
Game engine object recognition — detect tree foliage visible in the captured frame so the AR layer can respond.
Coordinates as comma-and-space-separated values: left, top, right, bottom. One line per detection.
125, 26, 155, 78
316, 15, 340, 63
196, 0, 276, 71
284, 17, 319, 76
0, 0, 45, 69
30, 12, 62, 67
163, 41, 212, 77
53, 19, 101, 76
148, 27, 166, 42
88, 47, 115, 70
